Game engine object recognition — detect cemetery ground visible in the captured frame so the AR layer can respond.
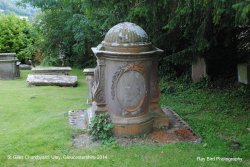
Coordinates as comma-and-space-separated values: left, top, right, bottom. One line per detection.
0, 69, 249, 167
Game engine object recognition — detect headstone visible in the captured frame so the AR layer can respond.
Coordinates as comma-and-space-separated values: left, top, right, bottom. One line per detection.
192, 57, 207, 82
237, 63, 250, 85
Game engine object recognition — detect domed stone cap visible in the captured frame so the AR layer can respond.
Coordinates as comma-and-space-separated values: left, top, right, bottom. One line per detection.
101, 22, 153, 52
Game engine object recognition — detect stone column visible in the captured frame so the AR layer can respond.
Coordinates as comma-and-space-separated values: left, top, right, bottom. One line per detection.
92, 59, 106, 113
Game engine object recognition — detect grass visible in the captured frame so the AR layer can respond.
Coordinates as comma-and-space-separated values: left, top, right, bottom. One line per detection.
0, 70, 249, 167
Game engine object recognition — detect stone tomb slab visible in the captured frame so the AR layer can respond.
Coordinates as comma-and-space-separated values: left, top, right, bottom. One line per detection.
19, 64, 31, 70
27, 74, 77, 86
31, 67, 72, 75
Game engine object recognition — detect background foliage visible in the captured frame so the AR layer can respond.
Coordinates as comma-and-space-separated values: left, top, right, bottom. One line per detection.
16, 0, 250, 77
0, 14, 41, 63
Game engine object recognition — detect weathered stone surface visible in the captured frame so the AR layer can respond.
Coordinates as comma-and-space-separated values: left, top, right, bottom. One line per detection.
31, 67, 72, 75
19, 64, 31, 70
68, 110, 88, 129
0, 53, 18, 80
27, 74, 77, 86
68, 104, 96, 130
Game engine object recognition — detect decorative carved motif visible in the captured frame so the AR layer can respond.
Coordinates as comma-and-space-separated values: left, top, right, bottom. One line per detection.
92, 59, 106, 104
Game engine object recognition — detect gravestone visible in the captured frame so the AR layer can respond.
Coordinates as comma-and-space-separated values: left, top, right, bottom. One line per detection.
0, 53, 19, 80
88, 22, 170, 136
192, 57, 207, 82
237, 63, 250, 85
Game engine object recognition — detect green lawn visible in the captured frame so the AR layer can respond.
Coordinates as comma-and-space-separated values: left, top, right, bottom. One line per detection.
0, 70, 249, 167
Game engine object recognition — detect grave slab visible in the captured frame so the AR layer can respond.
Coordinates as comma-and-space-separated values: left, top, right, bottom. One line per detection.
20, 64, 32, 70
31, 67, 72, 75
27, 74, 77, 86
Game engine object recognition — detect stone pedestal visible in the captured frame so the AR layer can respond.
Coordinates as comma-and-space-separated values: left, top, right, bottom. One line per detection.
90, 22, 170, 136
0, 53, 18, 80
192, 57, 207, 82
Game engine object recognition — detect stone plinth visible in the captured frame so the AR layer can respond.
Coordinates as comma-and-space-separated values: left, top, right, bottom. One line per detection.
0, 53, 18, 80
90, 22, 169, 136
27, 74, 77, 86
83, 68, 95, 104
31, 67, 72, 75
237, 63, 250, 85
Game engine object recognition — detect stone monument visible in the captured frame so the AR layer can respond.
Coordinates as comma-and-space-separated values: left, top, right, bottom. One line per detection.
0, 53, 19, 80
88, 22, 169, 136
27, 67, 77, 86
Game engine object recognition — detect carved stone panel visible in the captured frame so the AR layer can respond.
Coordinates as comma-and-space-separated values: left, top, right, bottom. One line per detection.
110, 62, 147, 115
117, 71, 146, 112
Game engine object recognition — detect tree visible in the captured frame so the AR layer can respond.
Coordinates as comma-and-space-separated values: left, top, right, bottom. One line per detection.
19, 0, 136, 66
0, 14, 41, 63
20, 0, 250, 77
